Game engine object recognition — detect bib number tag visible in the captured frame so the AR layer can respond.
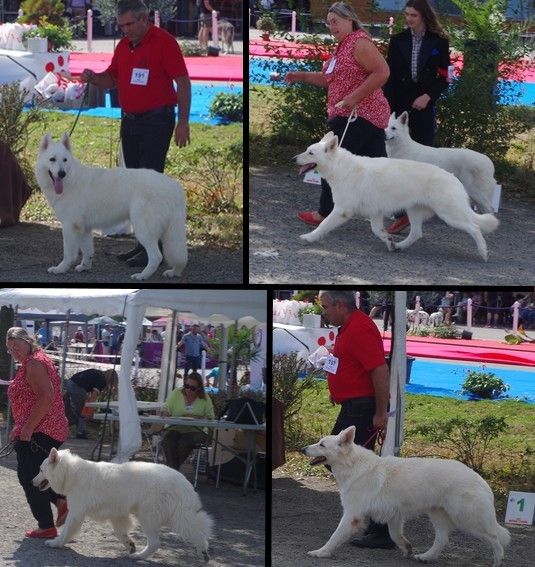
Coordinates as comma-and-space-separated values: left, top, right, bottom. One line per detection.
324, 355, 339, 374
131, 68, 149, 86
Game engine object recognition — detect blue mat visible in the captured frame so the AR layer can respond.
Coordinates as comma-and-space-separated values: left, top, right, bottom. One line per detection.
39, 83, 243, 124
250, 57, 535, 106
406, 358, 535, 403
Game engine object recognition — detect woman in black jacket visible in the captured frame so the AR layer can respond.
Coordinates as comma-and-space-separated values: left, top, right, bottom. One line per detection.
383, 0, 450, 233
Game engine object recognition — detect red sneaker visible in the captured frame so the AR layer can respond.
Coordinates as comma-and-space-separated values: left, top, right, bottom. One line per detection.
25, 527, 58, 538
386, 214, 410, 234
297, 211, 324, 226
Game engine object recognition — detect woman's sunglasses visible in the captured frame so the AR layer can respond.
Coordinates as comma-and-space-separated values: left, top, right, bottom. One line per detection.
183, 384, 198, 391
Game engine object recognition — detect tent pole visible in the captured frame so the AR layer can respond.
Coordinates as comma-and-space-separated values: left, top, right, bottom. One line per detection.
60, 309, 71, 387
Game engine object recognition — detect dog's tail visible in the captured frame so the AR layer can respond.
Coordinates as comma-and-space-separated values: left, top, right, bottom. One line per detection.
473, 212, 499, 234
497, 524, 511, 548
161, 193, 188, 277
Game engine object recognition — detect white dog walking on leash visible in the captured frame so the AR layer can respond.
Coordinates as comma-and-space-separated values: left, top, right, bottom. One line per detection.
35, 133, 188, 280
32, 448, 213, 561
295, 132, 499, 260
385, 111, 497, 213
302, 426, 510, 566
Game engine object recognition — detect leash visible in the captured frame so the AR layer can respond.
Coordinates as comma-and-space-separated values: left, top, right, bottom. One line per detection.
0, 440, 15, 458
0, 436, 52, 457
337, 106, 358, 148
362, 427, 384, 450
68, 85, 90, 137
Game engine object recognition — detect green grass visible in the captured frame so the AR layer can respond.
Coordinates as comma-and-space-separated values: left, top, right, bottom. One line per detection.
22, 112, 243, 248
280, 383, 535, 511
250, 86, 535, 200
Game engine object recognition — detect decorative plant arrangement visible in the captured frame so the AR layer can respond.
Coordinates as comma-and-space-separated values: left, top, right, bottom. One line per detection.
461, 369, 510, 399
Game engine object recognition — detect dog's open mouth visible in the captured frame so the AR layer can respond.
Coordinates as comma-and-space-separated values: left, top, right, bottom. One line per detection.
38, 479, 50, 491
48, 170, 64, 195
299, 163, 317, 176
309, 456, 327, 466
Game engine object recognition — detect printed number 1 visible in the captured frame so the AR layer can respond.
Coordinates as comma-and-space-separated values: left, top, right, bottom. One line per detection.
517, 498, 525, 512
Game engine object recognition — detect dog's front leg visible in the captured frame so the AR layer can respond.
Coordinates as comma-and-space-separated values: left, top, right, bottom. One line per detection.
308, 514, 362, 558
75, 231, 94, 272
48, 225, 79, 273
369, 215, 396, 250
45, 513, 84, 548
300, 208, 352, 243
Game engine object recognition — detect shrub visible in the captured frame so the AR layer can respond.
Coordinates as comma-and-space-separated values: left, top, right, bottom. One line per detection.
19, 0, 65, 25
408, 415, 509, 473
462, 370, 510, 399
179, 40, 204, 57
209, 92, 243, 123
23, 18, 73, 51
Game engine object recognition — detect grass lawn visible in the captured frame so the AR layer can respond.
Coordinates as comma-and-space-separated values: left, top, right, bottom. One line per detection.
21, 112, 243, 248
280, 383, 535, 512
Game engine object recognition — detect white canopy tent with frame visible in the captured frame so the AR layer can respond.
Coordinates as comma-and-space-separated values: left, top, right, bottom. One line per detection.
0, 288, 266, 462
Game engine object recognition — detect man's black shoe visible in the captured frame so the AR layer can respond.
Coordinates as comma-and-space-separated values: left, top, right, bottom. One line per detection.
126, 249, 149, 267
350, 532, 396, 549
116, 242, 144, 261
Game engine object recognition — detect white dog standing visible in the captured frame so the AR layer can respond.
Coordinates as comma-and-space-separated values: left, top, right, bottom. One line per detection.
302, 426, 510, 566
35, 133, 188, 280
32, 448, 213, 561
385, 111, 497, 213
295, 132, 499, 260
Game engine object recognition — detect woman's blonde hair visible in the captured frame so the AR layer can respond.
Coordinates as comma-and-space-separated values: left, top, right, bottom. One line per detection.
328, 2, 362, 31
6, 327, 41, 353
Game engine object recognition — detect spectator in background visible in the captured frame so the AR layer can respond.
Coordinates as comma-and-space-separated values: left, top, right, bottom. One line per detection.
484, 291, 501, 328
198, 0, 216, 52
36, 322, 49, 348
73, 326, 85, 343
177, 324, 209, 377
440, 291, 454, 325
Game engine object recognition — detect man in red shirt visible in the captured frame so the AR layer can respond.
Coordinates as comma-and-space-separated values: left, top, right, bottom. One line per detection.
80, 0, 191, 267
318, 289, 394, 549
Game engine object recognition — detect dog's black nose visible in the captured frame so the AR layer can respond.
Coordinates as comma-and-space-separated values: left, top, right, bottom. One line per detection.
58, 170, 66, 178
300, 447, 307, 454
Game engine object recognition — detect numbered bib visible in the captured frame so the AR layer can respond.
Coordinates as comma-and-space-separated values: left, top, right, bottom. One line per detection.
323, 354, 339, 374
325, 57, 336, 74
130, 68, 149, 86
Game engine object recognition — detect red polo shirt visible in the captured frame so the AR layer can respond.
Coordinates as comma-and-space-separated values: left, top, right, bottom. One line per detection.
327, 310, 386, 403
106, 25, 189, 114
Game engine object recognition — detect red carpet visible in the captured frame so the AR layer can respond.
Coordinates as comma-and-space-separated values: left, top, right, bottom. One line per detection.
382, 333, 535, 367
69, 52, 243, 82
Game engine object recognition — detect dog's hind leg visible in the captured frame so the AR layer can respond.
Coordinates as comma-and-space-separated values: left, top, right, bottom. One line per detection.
130, 234, 163, 281
414, 508, 454, 562
391, 208, 425, 251
308, 513, 363, 558
110, 516, 136, 555
129, 517, 160, 560
75, 232, 93, 272
370, 215, 396, 250
388, 515, 412, 557
300, 208, 352, 243
48, 225, 80, 273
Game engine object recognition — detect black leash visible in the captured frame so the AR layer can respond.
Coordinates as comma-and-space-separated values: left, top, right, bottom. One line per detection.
0, 440, 15, 458
68, 84, 90, 137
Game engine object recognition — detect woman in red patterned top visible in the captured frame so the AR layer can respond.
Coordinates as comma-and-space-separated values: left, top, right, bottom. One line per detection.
285, 2, 391, 226
6, 327, 69, 539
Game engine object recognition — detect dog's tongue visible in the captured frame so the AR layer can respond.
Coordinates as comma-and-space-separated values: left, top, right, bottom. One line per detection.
53, 177, 64, 195
299, 163, 317, 176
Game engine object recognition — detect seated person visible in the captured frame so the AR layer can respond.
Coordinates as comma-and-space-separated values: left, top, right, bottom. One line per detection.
160, 372, 215, 471
65, 368, 118, 439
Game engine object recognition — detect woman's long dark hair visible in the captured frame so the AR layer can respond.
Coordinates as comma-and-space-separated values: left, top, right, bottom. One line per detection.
405, 0, 448, 39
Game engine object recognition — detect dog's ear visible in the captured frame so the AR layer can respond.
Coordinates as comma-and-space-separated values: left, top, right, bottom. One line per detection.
340, 426, 356, 445
400, 111, 409, 125
49, 447, 59, 463
60, 132, 71, 152
321, 131, 335, 142
325, 134, 338, 152
40, 133, 52, 152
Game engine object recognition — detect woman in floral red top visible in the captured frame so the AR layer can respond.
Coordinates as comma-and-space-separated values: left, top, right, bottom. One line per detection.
285, 2, 391, 226
6, 327, 69, 539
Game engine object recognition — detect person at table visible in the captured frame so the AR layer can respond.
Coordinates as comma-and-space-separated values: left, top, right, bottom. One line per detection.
65, 368, 118, 439
160, 372, 215, 472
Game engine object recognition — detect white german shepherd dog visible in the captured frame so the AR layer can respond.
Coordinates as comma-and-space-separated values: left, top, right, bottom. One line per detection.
295, 132, 499, 260
35, 133, 188, 280
32, 448, 213, 561
385, 111, 496, 213
302, 427, 510, 566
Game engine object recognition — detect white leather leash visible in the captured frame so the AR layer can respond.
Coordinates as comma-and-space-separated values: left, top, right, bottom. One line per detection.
335, 104, 358, 147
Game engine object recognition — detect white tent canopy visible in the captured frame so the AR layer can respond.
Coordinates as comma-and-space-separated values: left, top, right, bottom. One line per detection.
0, 288, 266, 461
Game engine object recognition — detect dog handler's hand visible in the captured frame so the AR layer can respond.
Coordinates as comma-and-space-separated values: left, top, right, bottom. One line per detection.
372, 411, 388, 432
174, 121, 190, 147
19, 423, 33, 442
80, 68, 94, 83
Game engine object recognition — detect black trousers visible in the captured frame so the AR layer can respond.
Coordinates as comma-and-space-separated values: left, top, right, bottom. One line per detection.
120, 107, 175, 173
318, 116, 387, 218
331, 397, 378, 449
14, 433, 64, 529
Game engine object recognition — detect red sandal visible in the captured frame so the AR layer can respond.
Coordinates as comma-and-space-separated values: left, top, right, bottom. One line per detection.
297, 211, 324, 226
25, 527, 58, 538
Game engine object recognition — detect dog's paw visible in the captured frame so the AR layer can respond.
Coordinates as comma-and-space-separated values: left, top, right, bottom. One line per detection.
162, 268, 178, 278
414, 553, 433, 563
307, 548, 331, 558
130, 272, 148, 281
48, 265, 68, 274
300, 233, 317, 243
44, 537, 63, 548
74, 263, 90, 273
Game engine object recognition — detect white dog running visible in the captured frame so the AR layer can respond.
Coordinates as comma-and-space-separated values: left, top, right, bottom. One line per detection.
35, 133, 188, 280
295, 132, 499, 260
385, 111, 497, 213
32, 448, 213, 561
301, 426, 510, 566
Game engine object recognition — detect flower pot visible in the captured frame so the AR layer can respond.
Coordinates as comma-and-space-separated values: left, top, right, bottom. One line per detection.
261, 32, 270, 41
302, 314, 321, 328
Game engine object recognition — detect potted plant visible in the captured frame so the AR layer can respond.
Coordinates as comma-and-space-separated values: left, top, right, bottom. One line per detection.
461, 369, 510, 399
24, 17, 73, 52
256, 13, 277, 41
